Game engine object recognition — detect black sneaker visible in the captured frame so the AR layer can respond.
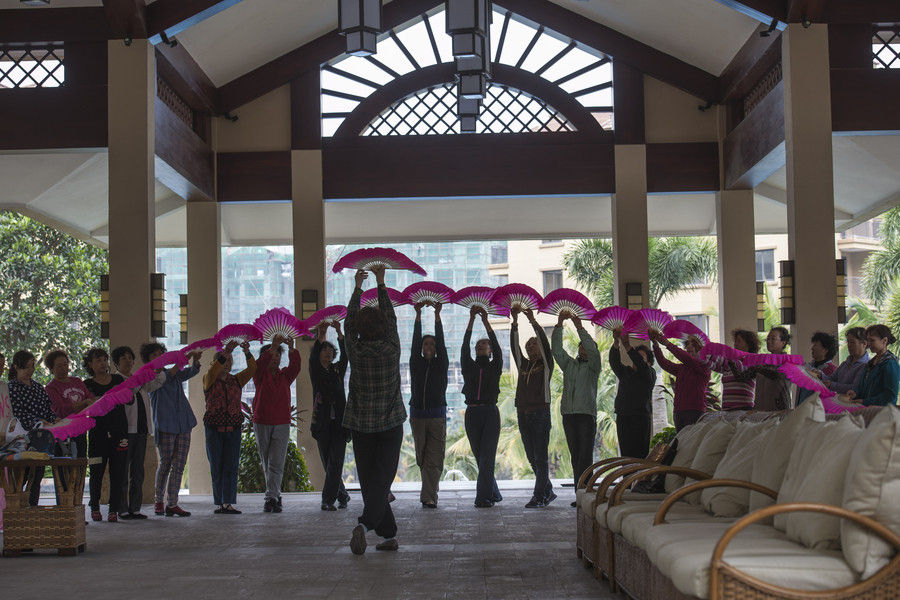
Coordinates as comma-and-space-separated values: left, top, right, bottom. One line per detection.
130, 512, 148, 520
214, 506, 225, 514
272, 500, 283, 514
570, 501, 577, 508
474, 499, 494, 508
119, 512, 134, 520
422, 501, 437, 509
321, 503, 337, 512
263, 498, 275, 513
492, 494, 503, 503
525, 497, 545, 509
277, 496, 282, 508
375, 538, 399, 551
544, 491, 558, 506
338, 497, 349, 509
350, 524, 367, 555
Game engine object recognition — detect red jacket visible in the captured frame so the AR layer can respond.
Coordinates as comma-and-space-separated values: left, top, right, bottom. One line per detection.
252, 348, 301, 425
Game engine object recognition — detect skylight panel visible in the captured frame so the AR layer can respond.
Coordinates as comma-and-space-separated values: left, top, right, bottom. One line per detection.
321, 69, 376, 99
373, 35, 417, 76
320, 94, 360, 114
519, 32, 568, 73
330, 54, 394, 86
495, 17, 533, 65
427, 12, 454, 63
540, 45, 598, 82
394, 19, 437, 67
558, 68, 610, 96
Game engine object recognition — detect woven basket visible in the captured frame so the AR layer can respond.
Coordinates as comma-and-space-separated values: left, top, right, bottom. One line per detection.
3, 504, 85, 554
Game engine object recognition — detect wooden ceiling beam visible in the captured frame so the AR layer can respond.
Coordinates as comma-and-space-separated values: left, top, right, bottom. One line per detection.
718, 24, 782, 103
0, 7, 110, 43
146, 0, 247, 42
102, 0, 148, 40
155, 42, 219, 114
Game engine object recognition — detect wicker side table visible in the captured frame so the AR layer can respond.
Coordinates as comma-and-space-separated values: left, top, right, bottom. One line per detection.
1, 458, 88, 557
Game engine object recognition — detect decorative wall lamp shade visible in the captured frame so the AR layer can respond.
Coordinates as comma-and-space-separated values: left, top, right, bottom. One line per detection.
756, 281, 766, 332
625, 282, 643, 311
836, 258, 848, 323
100, 274, 110, 339
179, 294, 188, 345
446, 0, 490, 58
779, 260, 795, 325
338, 0, 382, 56
151, 273, 166, 339
301, 289, 319, 320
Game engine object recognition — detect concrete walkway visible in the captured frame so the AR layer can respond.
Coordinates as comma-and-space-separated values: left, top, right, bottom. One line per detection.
1, 486, 617, 599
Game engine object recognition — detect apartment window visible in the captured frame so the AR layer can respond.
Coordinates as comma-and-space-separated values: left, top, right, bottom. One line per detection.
543, 270, 563, 295
492, 274, 509, 287
541, 239, 562, 245
755, 249, 775, 282
678, 314, 709, 335
490, 244, 508, 265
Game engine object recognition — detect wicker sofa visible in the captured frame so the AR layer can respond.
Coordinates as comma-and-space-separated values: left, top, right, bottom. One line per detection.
575, 398, 900, 599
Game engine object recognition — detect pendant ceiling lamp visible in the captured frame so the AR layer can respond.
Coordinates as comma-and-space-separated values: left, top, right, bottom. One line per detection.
446, 0, 493, 108
338, 0, 382, 56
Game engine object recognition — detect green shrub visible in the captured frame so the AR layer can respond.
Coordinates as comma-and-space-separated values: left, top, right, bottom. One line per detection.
238, 430, 314, 493
650, 426, 677, 450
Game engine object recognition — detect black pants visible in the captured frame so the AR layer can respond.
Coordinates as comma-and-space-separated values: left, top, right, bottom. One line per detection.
89, 431, 129, 512
123, 433, 147, 514
562, 413, 597, 486
674, 410, 704, 432
352, 424, 402, 539
616, 414, 651, 459
464, 405, 501, 504
315, 420, 349, 506
518, 408, 553, 501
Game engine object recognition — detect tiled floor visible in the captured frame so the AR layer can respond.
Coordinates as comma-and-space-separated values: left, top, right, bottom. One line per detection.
1, 487, 618, 599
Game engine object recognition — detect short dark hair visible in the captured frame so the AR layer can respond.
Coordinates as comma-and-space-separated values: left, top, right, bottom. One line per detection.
111, 346, 135, 366
318, 341, 338, 361
8, 350, 36, 380
770, 326, 791, 347
811, 331, 838, 361
355, 306, 387, 341
43, 349, 68, 372
845, 327, 866, 343
732, 329, 760, 354
139, 342, 166, 364
635, 344, 654, 367
83, 347, 109, 377
866, 324, 897, 345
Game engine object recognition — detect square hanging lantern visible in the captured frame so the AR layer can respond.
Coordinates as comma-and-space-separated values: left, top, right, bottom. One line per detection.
779, 260, 795, 325
458, 96, 481, 132
756, 281, 766, 332
151, 272, 167, 339
446, 0, 491, 58
339, 0, 382, 56
836, 258, 848, 323
458, 72, 488, 100
625, 282, 643, 311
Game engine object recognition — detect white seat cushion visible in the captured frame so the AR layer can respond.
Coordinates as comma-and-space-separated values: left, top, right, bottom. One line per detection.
654, 525, 858, 599
776, 415, 863, 549
595, 494, 670, 529
749, 396, 825, 516
619, 505, 717, 550
842, 405, 900, 578
701, 419, 778, 517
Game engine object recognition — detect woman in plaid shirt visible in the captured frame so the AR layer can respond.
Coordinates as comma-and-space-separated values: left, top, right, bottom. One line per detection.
344, 266, 406, 555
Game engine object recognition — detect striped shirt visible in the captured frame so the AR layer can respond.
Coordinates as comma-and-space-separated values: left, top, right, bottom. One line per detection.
721, 367, 756, 410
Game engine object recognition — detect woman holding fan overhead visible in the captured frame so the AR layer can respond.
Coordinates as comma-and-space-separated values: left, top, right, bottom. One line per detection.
610, 329, 656, 458
462, 305, 503, 509
649, 330, 710, 431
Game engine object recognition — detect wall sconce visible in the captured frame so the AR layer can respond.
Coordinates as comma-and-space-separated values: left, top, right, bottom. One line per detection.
151, 273, 166, 339
779, 260, 795, 325
338, 0, 382, 56
836, 258, 847, 323
756, 280, 766, 332
301, 289, 319, 320
625, 281, 643, 311
179, 294, 188, 345
100, 274, 110, 339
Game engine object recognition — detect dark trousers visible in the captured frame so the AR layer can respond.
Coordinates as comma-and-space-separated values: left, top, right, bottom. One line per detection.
205, 426, 242, 506
25, 466, 45, 506
563, 413, 597, 485
616, 414, 651, 458
674, 410, 704, 432
73, 434, 87, 459
464, 405, 501, 503
315, 421, 349, 506
518, 408, 553, 501
352, 424, 403, 539
89, 432, 129, 512
123, 433, 147, 514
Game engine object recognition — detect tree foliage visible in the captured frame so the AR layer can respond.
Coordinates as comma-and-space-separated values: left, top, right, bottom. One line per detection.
563, 237, 719, 308
863, 207, 900, 307
0, 212, 108, 379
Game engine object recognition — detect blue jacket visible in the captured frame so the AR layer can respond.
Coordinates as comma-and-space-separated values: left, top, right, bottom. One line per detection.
150, 364, 200, 434
853, 352, 900, 407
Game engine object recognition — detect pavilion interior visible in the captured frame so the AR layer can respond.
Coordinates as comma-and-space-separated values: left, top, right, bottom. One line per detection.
2, 0, 900, 596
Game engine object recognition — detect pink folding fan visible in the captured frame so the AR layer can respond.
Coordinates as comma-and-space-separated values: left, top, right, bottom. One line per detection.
332, 247, 427, 276
182, 337, 221, 355
303, 305, 348, 331
623, 308, 674, 339
663, 319, 709, 343
253, 307, 306, 340
779, 363, 836, 400
147, 350, 190, 371
491, 283, 543, 313
539, 288, 597, 320
123, 364, 160, 389
698, 342, 747, 371
403, 281, 455, 306
592, 306, 633, 332
215, 324, 262, 347
360, 287, 406, 308
450, 286, 509, 316
45, 415, 96, 441
741, 352, 804, 367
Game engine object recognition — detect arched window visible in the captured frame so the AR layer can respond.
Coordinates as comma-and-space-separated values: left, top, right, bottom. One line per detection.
320, 4, 614, 137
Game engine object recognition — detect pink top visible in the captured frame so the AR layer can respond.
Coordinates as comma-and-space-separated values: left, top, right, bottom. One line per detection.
45, 377, 93, 419
654, 341, 712, 413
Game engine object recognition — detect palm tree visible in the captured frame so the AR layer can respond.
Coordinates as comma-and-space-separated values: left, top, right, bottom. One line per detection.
563, 237, 718, 308
862, 207, 900, 307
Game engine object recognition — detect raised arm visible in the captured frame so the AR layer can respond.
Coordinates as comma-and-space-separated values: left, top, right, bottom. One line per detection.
411, 309, 423, 362
345, 271, 365, 359
510, 320, 523, 372
551, 324, 572, 372
461, 326, 475, 368
487, 323, 503, 369
528, 310, 554, 372
236, 346, 257, 388
608, 345, 627, 378
628, 348, 657, 385
435, 309, 449, 368
577, 319, 602, 372
652, 341, 680, 376
336, 329, 349, 377
373, 266, 399, 351
283, 343, 302, 384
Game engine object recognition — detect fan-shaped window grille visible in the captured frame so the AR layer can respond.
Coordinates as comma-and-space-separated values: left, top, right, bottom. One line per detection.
321, 4, 613, 137
0, 45, 64, 89
363, 82, 575, 136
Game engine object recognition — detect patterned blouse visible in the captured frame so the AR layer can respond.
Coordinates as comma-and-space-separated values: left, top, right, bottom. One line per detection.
9, 379, 57, 429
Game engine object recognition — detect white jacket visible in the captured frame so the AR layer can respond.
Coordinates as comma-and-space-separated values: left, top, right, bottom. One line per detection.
124, 371, 166, 436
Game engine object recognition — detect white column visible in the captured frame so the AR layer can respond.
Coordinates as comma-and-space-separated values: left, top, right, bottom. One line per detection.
716, 189, 757, 340
612, 144, 650, 308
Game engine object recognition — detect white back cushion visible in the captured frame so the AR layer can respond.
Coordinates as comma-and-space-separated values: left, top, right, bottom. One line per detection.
666, 419, 714, 493
683, 420, 737, 504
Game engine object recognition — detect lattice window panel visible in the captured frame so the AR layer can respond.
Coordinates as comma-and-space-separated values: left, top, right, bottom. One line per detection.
874, 27, 900, 69
157, 76, 194, 130
0, 46, 64, 89
742, 61, 782, 116
363, 83, 577, 136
